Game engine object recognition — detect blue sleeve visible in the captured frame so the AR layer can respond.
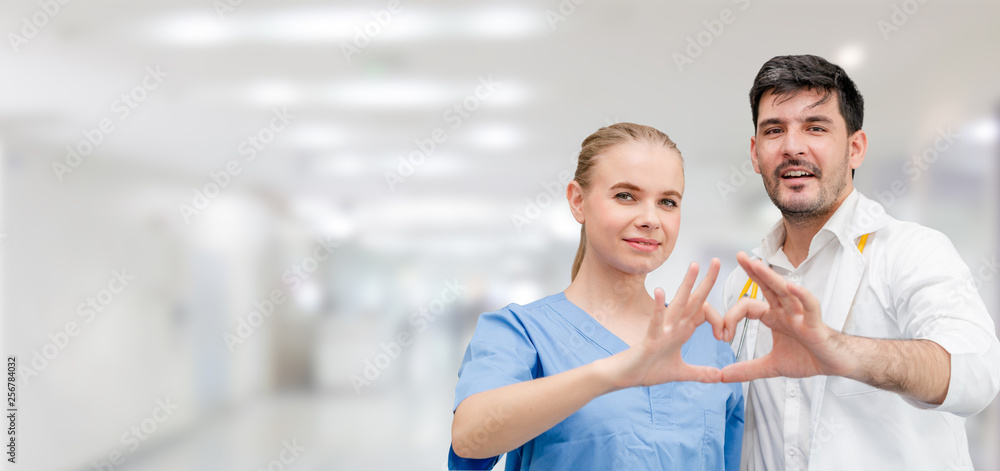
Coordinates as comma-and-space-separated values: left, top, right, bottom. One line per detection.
715, 331, 744, 471
453, 308, 539, 411
724, 384, 745, 471
450, 307, 538, 470
448, 446, 499, 470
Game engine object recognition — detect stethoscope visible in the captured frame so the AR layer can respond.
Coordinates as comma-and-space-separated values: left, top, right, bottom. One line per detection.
728, 233, 871, 362
729, 278, 758, 362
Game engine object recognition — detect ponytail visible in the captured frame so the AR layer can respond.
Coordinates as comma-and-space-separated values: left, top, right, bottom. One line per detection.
571, 225, 586, 281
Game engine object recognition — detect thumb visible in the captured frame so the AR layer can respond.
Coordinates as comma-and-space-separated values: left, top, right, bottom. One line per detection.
721, 355, 776, 383
723, 298, 769, 341
676, 364, 723, 383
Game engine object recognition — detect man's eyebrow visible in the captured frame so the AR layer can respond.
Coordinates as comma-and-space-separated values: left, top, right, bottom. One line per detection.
759, 115, 834, 127
758, 117, 784, 128
803, 116, 835, 126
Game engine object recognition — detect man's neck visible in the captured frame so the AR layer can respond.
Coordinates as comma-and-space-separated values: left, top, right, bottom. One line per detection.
780, 192, 852, 268
781, 217, 827, 268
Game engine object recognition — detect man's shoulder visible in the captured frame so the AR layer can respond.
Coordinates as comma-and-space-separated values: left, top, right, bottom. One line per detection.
872, 216, 952, 252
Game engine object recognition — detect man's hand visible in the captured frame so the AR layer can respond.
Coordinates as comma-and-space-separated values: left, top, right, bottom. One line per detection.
720, 251, 859, 383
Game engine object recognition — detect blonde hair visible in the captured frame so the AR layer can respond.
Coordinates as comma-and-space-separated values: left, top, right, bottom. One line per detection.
570, 123, 682, 281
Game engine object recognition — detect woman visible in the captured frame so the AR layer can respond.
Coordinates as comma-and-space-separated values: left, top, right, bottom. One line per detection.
450, 123, 743, 470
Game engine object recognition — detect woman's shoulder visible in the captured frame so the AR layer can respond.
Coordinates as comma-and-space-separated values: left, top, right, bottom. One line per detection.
488, 292, 568, 316
474, 292, 571, 334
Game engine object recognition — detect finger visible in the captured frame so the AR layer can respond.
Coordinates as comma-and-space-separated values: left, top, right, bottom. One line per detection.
669, 262, 700, 316
721, 355, 778, 383
777, 281, 807, 317
738, 254, 797, 309
752, 276, 784, 311
687, 258, 721, 315
722, 298, 769, 341
648, 287, 667, 334
741, 260, 790, 310
675, 364, 723, 384
736, 252, 775, 294
787, 282, 822, 324
735, 252, 771, 306
702, 301, 724, 340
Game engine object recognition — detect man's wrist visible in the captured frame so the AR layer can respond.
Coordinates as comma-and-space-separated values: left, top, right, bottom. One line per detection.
826, 330, 865, 379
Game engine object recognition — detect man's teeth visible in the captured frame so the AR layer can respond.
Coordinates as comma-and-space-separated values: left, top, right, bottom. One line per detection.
784, 170, 812, 177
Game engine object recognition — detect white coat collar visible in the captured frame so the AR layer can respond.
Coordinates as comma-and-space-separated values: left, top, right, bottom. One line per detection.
750, 189, 892, 262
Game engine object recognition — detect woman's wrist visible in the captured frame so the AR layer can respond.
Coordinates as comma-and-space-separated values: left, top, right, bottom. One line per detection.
592, 347, 641, 393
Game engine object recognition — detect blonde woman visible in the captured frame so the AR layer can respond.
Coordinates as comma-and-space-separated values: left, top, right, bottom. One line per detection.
450, 123, 743, 470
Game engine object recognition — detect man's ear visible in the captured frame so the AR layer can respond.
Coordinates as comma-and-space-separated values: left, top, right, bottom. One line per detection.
848, 129, 867, 170
749, 136, 763, 175
567, 180, 586, 224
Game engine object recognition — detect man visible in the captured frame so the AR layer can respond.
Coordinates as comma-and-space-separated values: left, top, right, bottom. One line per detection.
720, 54, 1000, 470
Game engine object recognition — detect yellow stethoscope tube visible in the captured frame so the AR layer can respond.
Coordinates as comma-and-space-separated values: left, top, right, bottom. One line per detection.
730, 233, 870, 361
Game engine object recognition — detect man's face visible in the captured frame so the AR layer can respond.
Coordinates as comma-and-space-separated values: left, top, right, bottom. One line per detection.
750, 89, 866, 224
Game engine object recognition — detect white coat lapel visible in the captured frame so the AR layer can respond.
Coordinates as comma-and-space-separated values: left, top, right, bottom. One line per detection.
739, 318, 760, 399
739, 248, 767, 399
808, 192, 891, 457
822, 241, 867, 333
806, 236, 866, 461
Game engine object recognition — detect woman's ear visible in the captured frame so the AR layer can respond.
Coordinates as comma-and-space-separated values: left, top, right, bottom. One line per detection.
567, 180, 586, 224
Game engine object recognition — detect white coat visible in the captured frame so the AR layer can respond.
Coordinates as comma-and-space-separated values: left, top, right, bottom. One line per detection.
723, 191, 1000, 471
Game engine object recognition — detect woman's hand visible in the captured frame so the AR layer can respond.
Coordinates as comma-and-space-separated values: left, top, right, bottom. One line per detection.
453, 259, 725, 459
603, 259, 724, 389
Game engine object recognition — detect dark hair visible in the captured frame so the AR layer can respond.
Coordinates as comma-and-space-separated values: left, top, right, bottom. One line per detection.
570, 123, 682, 281
749, 55, 865, 135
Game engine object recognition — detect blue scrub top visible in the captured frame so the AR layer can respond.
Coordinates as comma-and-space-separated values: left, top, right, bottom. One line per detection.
449, 292, 743, 471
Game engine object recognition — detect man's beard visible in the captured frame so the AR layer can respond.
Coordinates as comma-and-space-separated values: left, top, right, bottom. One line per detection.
761, 154, 849, 226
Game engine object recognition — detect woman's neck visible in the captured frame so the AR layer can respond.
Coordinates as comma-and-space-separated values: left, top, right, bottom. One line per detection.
563, 257, 653, 323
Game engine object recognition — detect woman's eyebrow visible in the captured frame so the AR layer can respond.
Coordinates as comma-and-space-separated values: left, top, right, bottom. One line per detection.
609, 182, 641, 192
609, 182, 681, 198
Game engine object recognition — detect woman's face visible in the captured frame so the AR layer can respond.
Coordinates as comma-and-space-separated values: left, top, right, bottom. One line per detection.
572, 140, 685, 277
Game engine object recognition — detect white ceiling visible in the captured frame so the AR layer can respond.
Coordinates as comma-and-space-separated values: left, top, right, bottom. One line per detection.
1, 0, 998, 244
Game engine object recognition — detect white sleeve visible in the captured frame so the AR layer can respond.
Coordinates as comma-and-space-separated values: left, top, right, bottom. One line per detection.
889, 227, 1000, 416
